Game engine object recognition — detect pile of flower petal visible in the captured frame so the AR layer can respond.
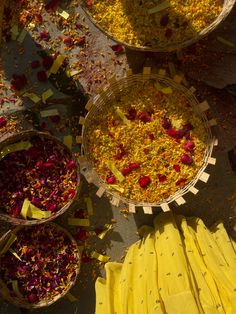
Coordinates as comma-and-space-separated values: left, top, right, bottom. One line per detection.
0, 224, 79, 304
0, 135, 77, 219
87, 81, 207, 204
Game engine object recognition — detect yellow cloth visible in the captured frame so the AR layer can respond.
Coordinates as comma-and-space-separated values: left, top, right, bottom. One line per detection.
95, 213, 236, 314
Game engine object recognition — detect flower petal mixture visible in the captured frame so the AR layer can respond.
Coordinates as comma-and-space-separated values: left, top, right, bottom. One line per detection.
0, 224, 79, 304
87, 81, 207, 204
0, 135, 78, 219
85, 0, 223, 48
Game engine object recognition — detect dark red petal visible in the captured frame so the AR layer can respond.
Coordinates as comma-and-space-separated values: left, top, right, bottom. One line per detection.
75, 36, 86, 46
180, 154, 193, 165
139, 112, 151, 123
106, 175, 116, 184
129, 163, 140, 170
173, 164, 180, 172
111, 44, 124, 55
176, 178, 187, 186
138, 176, 151, 188
126, 108, 137, 120
158, 174, 167, 183
37, 71, 47, 82
183, 141, 195, 151
122, 167, 132, 176
0, 117, 7, 128
42, 55, 54, 70
63, 37, 73, 47
31, 60, 40, 69
161, 117, 171, 129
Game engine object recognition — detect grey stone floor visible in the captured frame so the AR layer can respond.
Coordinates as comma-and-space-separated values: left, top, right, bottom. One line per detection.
0, 2, 236, 314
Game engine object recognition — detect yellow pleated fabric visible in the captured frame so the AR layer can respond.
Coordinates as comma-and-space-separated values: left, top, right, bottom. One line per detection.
95, 213, 236, 314
154, 212, 200, 314
188, 218, 236, 314
176, 216, 224, 314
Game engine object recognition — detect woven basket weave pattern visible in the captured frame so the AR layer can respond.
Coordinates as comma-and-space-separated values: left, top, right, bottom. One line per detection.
82, 74, 214, 208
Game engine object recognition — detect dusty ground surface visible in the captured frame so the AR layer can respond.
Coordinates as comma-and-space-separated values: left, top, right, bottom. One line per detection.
0, 1, 235, 314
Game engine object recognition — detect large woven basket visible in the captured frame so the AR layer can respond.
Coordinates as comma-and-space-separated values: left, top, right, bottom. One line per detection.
0, 223, 80, 309
79, 0, 235, 52
80, 70, 217, 214
0, 130, 80, 225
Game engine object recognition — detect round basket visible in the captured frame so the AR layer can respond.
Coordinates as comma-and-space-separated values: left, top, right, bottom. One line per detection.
79, 0, 235, 52
0, 222, 80, 308
80, 72, 216, 212
0, 130, 80, 225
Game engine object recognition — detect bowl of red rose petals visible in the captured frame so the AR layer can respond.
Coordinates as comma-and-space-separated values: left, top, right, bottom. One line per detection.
0, 223, 80, 308
81, 73, 215, 209
0, 130, 79, 225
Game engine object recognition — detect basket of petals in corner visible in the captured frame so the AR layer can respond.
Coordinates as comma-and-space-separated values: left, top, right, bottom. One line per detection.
80, 72, 217, 213
0, 223, 80, 308
80, 0, 235, 52
0, 130, 80, 225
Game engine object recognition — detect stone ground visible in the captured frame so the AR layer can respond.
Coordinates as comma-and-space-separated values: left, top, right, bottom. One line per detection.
0, 2, 236, 314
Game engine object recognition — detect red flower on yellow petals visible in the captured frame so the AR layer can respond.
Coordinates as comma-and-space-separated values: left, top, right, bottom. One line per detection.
139, 176, 151, 188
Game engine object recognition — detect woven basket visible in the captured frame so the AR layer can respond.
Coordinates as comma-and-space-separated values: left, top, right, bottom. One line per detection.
79, 0, 235, 52
0, 222, 80, 309
0, 130, 80, 225
80, 71, 217, 213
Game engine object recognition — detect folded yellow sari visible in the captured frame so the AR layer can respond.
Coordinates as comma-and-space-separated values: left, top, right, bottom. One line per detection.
96, 213, 236, 314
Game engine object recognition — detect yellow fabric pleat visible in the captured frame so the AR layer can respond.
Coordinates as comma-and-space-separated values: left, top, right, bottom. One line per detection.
105, 262, 123, 314
95, 213, 236, 314
139, 226, 165, 314
154, 212, 200, 314
187, 217, 236, 314
210, 222, 236, 268
95, 277, 108, 314
176, 216, 224, 314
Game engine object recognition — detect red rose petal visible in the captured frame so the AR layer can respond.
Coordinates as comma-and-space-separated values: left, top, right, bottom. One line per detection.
158, 174, 167, 183
75, 229, 88, 242
139, 112, 151, 123
180, 154, 193, 165
106, 175, 116, 184
63, 37, 73, 47
173, 164, 180, 172
39, 31, 50, 41
126, 108, 137, 120
122, 167, 132, 176
0, 117, 7, 128
31, 60, 40, 69
11, 74, 27, 91
138, 176, 151, 188
42, 55, 54, 70
111, 44, 125, 55
183, 141, 195, 151
37, 71, 47, 82
161, 117, 171, 129
129, 163, 140, 170
176, 178, 187, 186
76, 36, 86, 46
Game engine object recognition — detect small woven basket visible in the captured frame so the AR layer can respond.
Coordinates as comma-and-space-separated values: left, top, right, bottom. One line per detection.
0, 130, 80, 225
0, 222, 80, 309
81, 72, 217, 212
80, 0, 235, 52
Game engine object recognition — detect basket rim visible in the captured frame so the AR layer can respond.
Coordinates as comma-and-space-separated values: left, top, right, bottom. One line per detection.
81, 73, 215, 208
0, 130, 80, 226
79, 0, 236, 52
0, 222, 81, 309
